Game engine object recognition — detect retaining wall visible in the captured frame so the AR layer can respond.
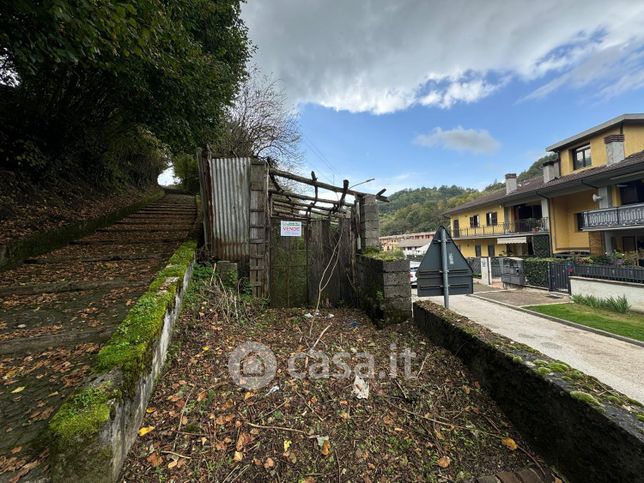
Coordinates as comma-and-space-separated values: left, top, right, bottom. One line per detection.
570, 276, 644, 312
48, 240, 196, 482
356, 255, 410, 326
413, 301, 644, 483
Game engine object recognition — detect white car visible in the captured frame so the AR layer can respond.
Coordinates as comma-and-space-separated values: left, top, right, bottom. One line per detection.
409, 262, 420, 287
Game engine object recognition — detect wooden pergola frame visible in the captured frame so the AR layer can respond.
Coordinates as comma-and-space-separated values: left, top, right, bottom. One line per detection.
268, 165, 388, 221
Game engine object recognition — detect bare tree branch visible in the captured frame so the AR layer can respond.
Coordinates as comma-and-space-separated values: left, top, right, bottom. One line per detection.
215, 66, 302, 172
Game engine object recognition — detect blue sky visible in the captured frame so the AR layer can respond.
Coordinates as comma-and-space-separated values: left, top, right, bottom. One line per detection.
297, 77, 643, 193
238, 1, 644, 196
162, 2, 644, 193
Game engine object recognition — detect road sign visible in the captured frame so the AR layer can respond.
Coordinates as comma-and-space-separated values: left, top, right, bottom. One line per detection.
416, 226, 473, 307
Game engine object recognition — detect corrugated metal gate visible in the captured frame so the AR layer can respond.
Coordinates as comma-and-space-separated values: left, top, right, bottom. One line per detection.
197, 152, 269, 297
210, 157, 251, 261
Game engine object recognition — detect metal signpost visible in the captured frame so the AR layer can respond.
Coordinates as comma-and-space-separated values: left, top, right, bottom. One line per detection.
416, 226, 473, 307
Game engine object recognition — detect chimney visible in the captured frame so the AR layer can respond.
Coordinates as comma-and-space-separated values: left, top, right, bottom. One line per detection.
543, 156, 560, 183
505, 173, 517, 194
605, 134, 625, 164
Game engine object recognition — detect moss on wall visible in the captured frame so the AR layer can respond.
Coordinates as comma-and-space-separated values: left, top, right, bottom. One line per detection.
47, 239, 196, 474
414, 300, 644, 483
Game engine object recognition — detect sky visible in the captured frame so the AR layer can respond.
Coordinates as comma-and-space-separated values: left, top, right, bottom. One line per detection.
223, 0, 644, 195
160, 1, 644, 191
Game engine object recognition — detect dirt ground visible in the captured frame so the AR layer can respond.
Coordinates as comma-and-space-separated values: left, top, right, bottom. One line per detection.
122, 266, 550, 482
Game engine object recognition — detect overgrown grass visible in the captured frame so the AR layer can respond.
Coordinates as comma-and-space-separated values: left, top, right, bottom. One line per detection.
571, 294, 630, 313
526, 303, 644, 342
362, 247, 405, 261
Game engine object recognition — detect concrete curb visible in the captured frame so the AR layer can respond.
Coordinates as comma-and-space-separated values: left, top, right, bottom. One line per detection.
48, 242, 197, 482
468, 293, 644, 348
413, 301, 644, 483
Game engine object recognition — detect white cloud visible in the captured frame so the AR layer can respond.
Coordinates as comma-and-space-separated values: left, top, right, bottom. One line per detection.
242, 1, 644, 114
414, 127, 500, 155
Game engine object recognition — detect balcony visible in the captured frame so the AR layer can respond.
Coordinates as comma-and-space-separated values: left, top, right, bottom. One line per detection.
450, 218, 549, 239
581, 203, 644, 230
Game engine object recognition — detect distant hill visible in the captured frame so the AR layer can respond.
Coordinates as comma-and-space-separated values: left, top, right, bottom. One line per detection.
379, 154, 555, 235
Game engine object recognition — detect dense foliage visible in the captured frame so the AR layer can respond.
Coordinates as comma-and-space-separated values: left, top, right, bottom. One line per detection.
0, 0, 249, 188
379, 154, 556, 235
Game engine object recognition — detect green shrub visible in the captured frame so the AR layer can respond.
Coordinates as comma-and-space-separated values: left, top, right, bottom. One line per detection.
362, 247, 404, 261
523, 257, 560, 287
571, 294, 630, 314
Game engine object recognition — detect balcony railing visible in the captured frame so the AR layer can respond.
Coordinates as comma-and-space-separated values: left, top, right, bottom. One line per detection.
581, 203, 644, 230
450, 218, 549, 239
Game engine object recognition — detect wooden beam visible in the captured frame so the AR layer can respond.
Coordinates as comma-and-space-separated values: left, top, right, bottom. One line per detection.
272, 198, 346, 214
269, 168, 389, 202
268, 189, 351, 207
272, 204, 345, 219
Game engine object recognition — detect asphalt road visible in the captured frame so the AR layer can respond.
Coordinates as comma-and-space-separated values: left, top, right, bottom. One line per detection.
414, 290, 644, 404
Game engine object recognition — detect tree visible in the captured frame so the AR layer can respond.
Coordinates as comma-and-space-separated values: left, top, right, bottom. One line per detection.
0, 0, 250, 187
215, 67, 302, 169
173, 153, 200, 193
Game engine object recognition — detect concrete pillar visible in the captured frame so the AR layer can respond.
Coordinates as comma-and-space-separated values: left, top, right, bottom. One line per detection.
603, 232, 613, 255
540, 198, 550, 219
480, 257, 491, 285
359, 195, 380, 250
597, 186, 612, 209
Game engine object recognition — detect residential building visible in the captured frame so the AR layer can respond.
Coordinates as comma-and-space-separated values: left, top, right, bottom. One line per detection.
444, 114, 644, 262
380, 231, 435, 254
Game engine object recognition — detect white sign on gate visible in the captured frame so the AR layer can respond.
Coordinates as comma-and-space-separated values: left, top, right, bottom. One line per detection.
280, 220, 302, 237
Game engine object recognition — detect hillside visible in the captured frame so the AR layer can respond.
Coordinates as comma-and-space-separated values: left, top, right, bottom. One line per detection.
379, 154, 555, 235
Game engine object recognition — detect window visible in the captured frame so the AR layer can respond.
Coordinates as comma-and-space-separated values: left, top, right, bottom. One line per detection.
619, 180, 644, 205
486, 212, 498, 226
576, 213, 585, 231
469, 215, 480, 228
475, 245, 482, 257
572, 144, 591, 170
487, 244, 495, 257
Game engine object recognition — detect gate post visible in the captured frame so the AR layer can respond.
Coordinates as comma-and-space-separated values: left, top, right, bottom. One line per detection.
249, 159, 269, 298
197, 146, 213, 255
358, 194, 380, 250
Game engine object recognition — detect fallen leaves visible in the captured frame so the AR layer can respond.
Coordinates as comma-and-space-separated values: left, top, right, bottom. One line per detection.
317, 436, 331, 457
235, 432, 252, 451
137, 426, 155, 437
10, 386, 25, 394
283, 439, 292, 452
501, 437, 518, 451
147, 452, 163, 467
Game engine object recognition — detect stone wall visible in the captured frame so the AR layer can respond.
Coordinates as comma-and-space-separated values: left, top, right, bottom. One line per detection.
356, 254, 410, 326
570, 276, 644, 313
48, 241, 196, 482
413, 301, 644, 483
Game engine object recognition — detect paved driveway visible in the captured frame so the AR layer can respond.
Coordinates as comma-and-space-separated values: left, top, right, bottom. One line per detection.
420, 293, 644, 404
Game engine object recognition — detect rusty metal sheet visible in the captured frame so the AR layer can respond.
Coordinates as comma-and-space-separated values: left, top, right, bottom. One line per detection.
209, 157, 252, 262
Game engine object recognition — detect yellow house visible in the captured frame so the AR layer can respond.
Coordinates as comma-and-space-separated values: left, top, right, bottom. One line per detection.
445, 114, 644, 261
444, 175, 549, 258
